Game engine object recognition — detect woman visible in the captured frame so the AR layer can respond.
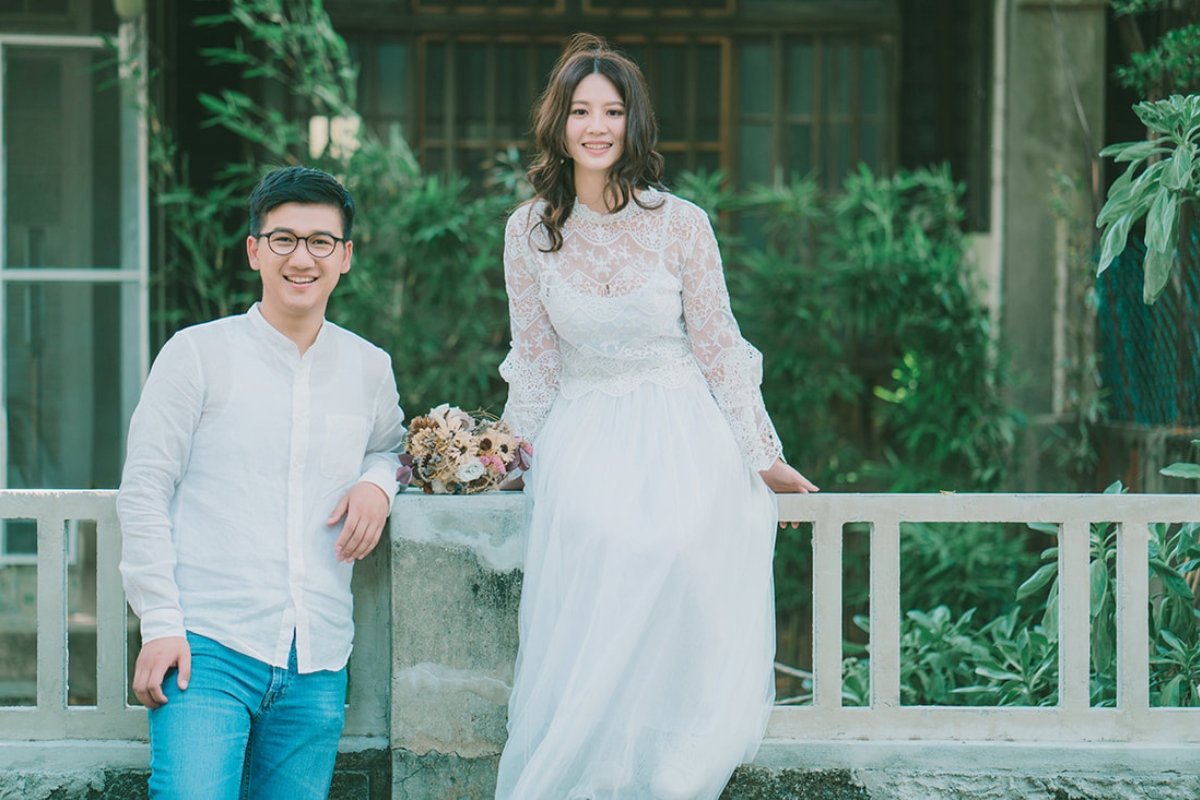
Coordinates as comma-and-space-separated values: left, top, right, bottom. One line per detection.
496, 33, 817, 800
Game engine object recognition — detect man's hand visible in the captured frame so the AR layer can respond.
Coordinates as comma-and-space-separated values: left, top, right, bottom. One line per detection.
327, 481, 390, 562
132, 636, 190, 710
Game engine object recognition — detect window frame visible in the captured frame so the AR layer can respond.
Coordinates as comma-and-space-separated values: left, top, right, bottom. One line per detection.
335, 5, 903, 194
612, 34, 732, 177
734, 32, 896, 191
412, 0, 565, 15
415, 33, 565, 179
582, 0, 736, 18
0, 31, 148, 552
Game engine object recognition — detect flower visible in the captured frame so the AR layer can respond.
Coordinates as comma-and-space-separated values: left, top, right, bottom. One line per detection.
395, 453, 414, 486
515, 441, 533, 472
479, 454, 507, 475
431, 403, 474, 433
456, 460, 487, 481
397, 406, 532, 494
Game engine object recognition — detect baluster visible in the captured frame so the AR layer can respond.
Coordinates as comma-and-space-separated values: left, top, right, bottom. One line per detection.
1058, 518, 1090, 714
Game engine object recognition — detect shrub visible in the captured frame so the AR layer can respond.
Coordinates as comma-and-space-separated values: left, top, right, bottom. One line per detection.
147, 0, 522, 414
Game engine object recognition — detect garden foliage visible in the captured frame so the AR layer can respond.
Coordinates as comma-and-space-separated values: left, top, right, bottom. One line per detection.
838, 481, 1200, 708
149, 0, 1199, 711
1110, 0, 1200, 99
677, 165, 1022, 495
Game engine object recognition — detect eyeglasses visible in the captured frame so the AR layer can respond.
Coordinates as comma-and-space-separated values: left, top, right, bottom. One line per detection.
256, 229, 347, 258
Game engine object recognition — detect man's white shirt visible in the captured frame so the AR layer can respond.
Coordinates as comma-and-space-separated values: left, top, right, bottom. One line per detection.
117, 303, 405, 673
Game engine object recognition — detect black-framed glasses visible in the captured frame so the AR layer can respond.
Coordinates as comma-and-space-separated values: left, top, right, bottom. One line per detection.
256, 229, 347, 258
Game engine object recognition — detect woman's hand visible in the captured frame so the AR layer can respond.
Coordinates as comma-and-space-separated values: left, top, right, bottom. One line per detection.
759, 458, 818, 493
759, 458, 818, 529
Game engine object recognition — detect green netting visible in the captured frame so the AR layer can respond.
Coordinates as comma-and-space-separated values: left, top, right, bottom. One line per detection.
1097, 238, 1200, 427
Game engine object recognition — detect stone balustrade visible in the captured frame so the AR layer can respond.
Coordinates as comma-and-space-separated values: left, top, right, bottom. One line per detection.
1, 489, 1199, 799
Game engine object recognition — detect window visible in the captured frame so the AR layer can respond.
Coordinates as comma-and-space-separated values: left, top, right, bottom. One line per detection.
618, 37, 727, 178
0, 0, 118, 32
0, 36, 147, 511
897, 0, 991, 230
342, 16, 896, 192
413, 0, 562, 12
348, 38, 414, 143
416, 36, 562, 181
583, 0, 733, 15
0, 0, 71, 17
738, 36, 890, 190
346, 34, 730, 186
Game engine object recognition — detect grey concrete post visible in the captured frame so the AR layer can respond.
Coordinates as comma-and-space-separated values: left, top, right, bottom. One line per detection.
389, 491, 527, 798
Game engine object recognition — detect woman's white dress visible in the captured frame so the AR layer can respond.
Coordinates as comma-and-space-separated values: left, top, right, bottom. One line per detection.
495, 188, 782, 800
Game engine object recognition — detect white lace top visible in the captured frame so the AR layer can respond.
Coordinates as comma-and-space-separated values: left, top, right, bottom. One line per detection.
499, 188, 784, 472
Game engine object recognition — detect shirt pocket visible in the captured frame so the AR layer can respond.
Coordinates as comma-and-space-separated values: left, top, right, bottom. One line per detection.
321, 413, 371, 481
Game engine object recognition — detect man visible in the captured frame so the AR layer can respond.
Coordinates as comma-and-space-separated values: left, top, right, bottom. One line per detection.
118, 166, 405, 799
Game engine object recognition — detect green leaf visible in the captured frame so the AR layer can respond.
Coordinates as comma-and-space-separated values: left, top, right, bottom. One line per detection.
1165, 144, 1195, 190
1096, 167, 1139, 227
1017, 562, 1058, 600
1041, 590, 1060, 642
1026, 522, 1060, 536
1097, 213, 1134, 274
1161, 462, 1200, 480
1134, 98, 1175, 134
1089, 558, 1109, 617
1131, 157, 1171, 188
1159, 629, 1187, 652
1093, 618, 1114, 674
1142, 246, 1176, 304
1144, 189, 1178, 253
1150, 559, 1195, 599
1099, 139, 1161, 163
1162, 674, 1186, 707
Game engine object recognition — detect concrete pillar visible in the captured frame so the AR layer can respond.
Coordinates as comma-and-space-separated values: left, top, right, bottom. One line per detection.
388, 491, 526, 798
999, 0, 1108, 487
1001, 0, 1107, 414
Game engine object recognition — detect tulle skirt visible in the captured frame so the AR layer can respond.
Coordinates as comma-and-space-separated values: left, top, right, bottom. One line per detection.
495, 376, 778, 800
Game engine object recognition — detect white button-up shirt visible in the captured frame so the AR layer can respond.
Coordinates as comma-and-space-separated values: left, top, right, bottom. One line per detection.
117, 304, 406, 673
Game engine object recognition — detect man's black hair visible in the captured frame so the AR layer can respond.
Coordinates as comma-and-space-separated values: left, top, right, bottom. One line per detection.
248, 166, 356, 240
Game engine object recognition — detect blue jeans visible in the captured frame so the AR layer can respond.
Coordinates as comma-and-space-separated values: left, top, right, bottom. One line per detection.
147, 632, 347, 800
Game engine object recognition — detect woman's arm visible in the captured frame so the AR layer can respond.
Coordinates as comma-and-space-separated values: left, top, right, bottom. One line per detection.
498, 208, 562, 464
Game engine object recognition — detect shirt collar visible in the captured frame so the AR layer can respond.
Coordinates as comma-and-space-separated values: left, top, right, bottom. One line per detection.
247, 302, 329, 357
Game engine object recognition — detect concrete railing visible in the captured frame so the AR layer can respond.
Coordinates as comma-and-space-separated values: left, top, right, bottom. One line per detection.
0, 491, 138, 742
2, 489, 1199, 799
771, 491, 1200, 744
0, 489, 388, 758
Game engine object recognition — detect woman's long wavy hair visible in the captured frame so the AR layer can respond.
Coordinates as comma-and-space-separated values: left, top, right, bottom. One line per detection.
527, 33, 666, 252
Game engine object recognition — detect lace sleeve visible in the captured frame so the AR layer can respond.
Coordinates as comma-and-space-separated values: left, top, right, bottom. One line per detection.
499, 207, 562, 443
679, 203, 784, 472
